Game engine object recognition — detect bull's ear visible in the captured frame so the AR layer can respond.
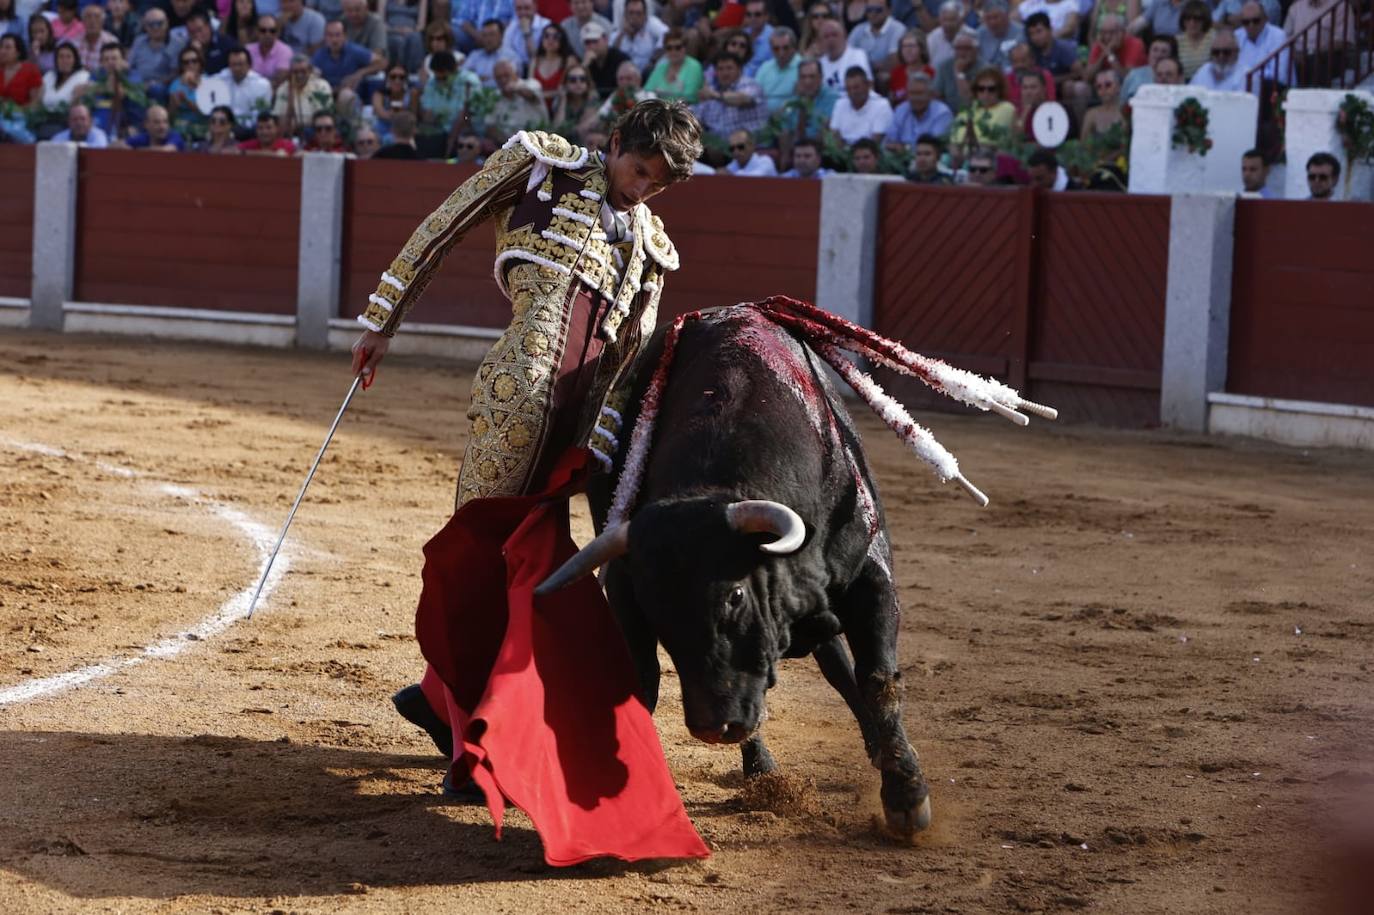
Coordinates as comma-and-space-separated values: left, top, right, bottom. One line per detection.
535, 522, 629, 595
725, 501, 806, 555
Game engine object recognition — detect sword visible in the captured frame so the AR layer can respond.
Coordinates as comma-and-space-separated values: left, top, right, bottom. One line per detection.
246, 372, 367, 619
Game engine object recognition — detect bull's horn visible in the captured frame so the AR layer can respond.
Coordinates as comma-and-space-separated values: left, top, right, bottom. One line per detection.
725, 501, 806, 555
534, 522, 630, 595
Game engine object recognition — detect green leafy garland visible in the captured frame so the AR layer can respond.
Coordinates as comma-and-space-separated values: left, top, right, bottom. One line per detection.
1171, 97, 1211, 156
1336, 93, 1374, 165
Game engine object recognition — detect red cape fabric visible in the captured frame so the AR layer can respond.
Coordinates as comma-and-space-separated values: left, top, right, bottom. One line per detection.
414, 449, 709, 866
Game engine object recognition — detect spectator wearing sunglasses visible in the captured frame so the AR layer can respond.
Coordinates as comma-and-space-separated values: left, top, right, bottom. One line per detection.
303, 110, 348, 151
1171, 0, 1213, 80
251, 15, 294, 84
130, 9, 179, 99
198, 104, 243, 153
354, 124, 382, 157
1233, 1, 1288, 86
1189, 27, 1243, 90
552, 64, 599, 141
1305, 151, 1338, 201
848, 0, 904, 89
949, 65, 1013, 149
1215, 0, 1279, 30
645, 26, 703, 103
963, 147, 998, 186
724, 127, 777, 175
450, 130, 485, 163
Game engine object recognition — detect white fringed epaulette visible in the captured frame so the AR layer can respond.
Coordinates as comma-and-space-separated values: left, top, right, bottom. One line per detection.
635, 208, 679, 271
502, 130, 591, 170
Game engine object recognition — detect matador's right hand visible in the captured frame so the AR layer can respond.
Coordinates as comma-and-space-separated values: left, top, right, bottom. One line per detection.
351, 330, 391, 382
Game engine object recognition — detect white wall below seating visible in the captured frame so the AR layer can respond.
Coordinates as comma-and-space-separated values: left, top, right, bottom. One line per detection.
1283, 89, 1374, 201
1129, 85, 1258, 195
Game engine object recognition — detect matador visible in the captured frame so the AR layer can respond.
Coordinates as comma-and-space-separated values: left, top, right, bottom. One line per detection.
348, 101, 705, 780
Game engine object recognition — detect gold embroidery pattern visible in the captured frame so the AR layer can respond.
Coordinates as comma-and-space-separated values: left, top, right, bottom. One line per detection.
456, 262, 573, 507
360, 145, 534, 335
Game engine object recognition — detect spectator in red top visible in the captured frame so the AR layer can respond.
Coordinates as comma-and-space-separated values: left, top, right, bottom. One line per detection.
0, 34, 42, 106
1084, 14, 1145, 87
1014, 69, 1053, 143
303, 110, 347, 151
1004, 41, 1056, 108
887, 28, 933, 105
239, 110, 298, 155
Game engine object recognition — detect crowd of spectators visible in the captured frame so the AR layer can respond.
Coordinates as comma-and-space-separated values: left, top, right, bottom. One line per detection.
0, 0, 1351, 184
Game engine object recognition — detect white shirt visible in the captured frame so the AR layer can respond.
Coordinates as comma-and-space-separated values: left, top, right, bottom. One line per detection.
829, 92, 894, 144
502, 13, 553, 68
818, 45, 872, 91
726, 152, 778, 177
1017, 0, 1077, 33
611, 17, 669, 74
847, 16, 905, 66
925, 26, 976, 72
41, 70, 90, 109
1189, 61, 1246, 92
228, 69, 273, 125
1235, 23, 1289, 85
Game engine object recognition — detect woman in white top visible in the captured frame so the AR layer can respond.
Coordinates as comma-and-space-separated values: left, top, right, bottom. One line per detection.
40, 41, 88, 109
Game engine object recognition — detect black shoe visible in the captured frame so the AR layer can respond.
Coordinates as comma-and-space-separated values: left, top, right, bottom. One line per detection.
441, 769, 488, 804
391, 684, 454, 758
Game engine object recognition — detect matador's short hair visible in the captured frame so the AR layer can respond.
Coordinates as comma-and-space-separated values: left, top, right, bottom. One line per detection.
612, 99, 704, 184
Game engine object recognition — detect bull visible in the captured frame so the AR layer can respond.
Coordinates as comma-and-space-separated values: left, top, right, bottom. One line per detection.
539, 304, 933, 836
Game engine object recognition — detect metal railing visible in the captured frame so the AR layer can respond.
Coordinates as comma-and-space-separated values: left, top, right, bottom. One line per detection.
1245, 0, 1373, 92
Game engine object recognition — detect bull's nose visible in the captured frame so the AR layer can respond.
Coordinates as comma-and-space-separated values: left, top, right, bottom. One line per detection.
689, 722, 751, 745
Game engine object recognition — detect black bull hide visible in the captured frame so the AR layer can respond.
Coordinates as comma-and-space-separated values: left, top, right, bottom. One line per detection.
578, 305, 932, 836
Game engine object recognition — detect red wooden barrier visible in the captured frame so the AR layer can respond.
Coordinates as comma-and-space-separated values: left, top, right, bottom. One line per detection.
339, 160, 509, 329
1229, 200, 1374, 408
0, 145, 35, 300
338, 163, 820, 329
73, 150, 300, 314
1031, 192, 1169, 427
650, 174, 819, 320
874, 184, 1170, 427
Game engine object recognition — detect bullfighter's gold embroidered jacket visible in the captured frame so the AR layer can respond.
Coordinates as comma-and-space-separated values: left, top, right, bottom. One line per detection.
356, 130, 679, 347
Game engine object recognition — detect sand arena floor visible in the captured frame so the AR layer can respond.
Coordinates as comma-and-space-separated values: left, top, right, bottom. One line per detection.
1, 330, 1372, 914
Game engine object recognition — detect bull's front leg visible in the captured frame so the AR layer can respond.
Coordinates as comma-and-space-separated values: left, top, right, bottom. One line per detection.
840, 557, 932, 837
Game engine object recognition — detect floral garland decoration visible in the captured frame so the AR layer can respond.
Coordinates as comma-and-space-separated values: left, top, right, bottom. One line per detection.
1336, 93, 1374, 165
1171, 97, 1212, 156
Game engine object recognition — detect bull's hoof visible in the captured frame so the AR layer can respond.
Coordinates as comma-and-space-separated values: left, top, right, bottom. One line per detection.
742, 740, 778, 777
884, 795, 933, 837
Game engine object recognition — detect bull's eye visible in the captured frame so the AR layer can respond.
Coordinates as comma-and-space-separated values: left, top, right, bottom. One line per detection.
727, 586, 746, 610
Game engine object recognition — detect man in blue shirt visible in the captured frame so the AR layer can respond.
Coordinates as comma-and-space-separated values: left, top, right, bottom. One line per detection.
884, 71, 952, 148
123, 103, 187, 150
50, 102, 110, 147
1024, 11, 1086, 115
452, 0, 515, 54
741, 0, 773, 77
128, 8, 180, 100
754, 25, 800, 111
312, 19, 383, 91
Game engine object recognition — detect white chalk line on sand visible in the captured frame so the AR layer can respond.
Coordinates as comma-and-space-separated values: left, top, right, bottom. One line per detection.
0, 438, 293, 707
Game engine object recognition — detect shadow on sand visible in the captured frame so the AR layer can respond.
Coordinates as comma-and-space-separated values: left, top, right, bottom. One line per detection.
0, 729, 678, 900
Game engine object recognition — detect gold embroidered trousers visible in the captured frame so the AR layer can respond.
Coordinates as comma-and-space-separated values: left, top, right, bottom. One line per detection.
456, 262, 619, 508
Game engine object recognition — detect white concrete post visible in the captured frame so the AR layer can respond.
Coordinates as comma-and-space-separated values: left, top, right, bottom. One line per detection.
815, 173, 902, 330
1283, 88, 1374, 202
1160, 193, 1235, 432
296, 153, 346, 349
30, 143, 79, 332
1129, 86, 1259, 195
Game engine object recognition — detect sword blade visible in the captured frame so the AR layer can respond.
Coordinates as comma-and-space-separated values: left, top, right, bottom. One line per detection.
246, 373, 364, 619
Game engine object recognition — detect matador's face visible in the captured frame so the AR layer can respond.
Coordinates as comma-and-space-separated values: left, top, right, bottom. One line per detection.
603, 132, 674, 212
